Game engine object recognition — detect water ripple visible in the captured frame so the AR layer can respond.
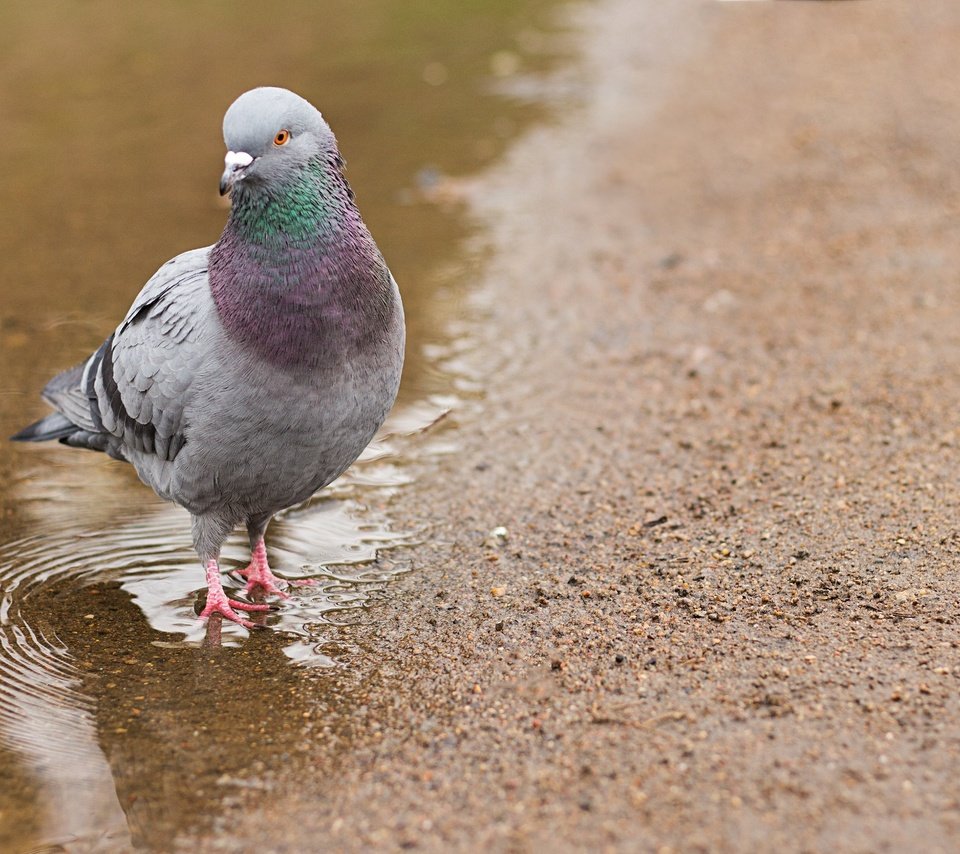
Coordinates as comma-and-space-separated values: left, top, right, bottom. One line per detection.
0, 399, 453, 850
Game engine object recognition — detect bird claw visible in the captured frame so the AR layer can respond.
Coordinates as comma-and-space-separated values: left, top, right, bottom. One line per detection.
227, 598, 274, 613
199, 559, 274, 628
201, 542, 317, 633
199, 592, 256, 628
236, 537, 318, 596
237, 564, 291, 598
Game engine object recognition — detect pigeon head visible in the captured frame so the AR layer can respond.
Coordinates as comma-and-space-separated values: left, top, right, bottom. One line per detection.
219, 87, 336, 197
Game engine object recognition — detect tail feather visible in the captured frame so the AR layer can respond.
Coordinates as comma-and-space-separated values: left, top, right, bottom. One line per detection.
10, 412, 79, 443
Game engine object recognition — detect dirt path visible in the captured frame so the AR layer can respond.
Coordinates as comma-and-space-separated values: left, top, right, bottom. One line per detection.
215, 2, 960, 850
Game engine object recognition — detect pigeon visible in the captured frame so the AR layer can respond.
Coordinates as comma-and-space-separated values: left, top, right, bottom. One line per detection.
11, 87, 405, 628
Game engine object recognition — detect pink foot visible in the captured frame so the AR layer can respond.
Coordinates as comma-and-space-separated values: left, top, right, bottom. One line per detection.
236, 539, 316, 596
199, 560, 271, 628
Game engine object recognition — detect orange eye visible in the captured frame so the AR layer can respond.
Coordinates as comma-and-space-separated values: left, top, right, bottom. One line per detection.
274, 129, 291, 146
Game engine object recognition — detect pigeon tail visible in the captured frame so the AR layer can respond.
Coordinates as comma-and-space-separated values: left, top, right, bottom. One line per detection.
10, 414, 115, 457
10, 412, 78, 442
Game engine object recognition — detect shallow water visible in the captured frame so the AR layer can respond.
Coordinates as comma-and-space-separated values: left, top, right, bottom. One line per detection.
0, 1, 569, 849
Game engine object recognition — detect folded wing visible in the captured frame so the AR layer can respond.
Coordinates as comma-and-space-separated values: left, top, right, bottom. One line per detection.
12, 247, 213, 465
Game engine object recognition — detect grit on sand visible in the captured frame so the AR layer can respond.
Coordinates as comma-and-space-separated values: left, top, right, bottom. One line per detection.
213, 2, 960, 851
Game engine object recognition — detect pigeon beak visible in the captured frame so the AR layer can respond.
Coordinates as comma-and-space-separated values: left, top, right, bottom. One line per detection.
219, 150, 255, 196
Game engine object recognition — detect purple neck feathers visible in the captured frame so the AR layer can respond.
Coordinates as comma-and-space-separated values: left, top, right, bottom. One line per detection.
208, 162, 393, 369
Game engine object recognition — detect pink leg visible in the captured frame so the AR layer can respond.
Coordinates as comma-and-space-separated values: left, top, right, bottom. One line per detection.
237, 538, 316, 596
199, 560, 272, 628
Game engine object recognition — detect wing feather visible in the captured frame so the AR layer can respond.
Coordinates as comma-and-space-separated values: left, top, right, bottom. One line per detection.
91, 247, 213, 462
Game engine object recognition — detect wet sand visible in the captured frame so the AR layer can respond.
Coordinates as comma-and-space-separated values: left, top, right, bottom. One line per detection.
209, 1, 960, 851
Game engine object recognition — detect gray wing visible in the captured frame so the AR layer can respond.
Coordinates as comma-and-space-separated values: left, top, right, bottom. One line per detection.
93, 247, 213, 462
25, 247, 215, 462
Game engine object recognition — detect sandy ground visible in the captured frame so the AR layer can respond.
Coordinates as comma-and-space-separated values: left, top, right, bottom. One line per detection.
208, 2, 960, 851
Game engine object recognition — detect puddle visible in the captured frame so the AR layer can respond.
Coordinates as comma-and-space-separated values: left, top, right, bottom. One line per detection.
0, 431, 421, 852
0, 0, 573, 849
0, 399, 469, 849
